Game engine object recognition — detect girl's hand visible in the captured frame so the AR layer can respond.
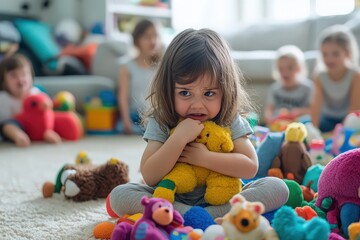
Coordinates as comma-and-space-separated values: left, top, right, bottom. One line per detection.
178, 142, 209, 166
172, 118, 204, 144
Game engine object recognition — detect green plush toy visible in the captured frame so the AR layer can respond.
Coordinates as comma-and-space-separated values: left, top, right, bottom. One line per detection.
284, 179, 307, 208
153, 121, 241, 205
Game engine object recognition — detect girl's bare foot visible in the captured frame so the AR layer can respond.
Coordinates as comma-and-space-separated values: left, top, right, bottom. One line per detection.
44, 130, 62, 144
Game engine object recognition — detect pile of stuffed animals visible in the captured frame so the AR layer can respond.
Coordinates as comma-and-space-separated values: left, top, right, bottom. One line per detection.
91, 119, 359, 240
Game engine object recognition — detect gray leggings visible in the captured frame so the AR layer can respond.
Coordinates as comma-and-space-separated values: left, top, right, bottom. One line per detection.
109, 177, 289, 219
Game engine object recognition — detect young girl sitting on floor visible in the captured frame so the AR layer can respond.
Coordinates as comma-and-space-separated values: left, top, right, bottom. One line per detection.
311, 25, 360, 132
0, 54, 61, 146
117, 19, 162, 134
265, 45, 313, 126
108, 28, 289, 228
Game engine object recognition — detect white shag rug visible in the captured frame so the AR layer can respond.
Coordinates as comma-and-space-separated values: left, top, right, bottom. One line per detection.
0, 135, 146, 240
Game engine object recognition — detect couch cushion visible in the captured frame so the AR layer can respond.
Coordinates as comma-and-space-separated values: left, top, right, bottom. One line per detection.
14, 19, 60, 71
225, 19, 312, 51
34, 75, 115, 113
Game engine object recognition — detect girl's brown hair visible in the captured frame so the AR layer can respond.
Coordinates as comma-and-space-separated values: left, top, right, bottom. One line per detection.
132, 19, 155, 47
315, 25, 359, 73
132, 19, 161, 64
0, 54, 33, 91
143, 28, 253, 129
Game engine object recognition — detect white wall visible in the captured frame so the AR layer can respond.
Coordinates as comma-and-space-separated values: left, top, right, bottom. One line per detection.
78, 0, 105, 30
39, 0, 80, 27
0, 0, 41, 16
39, 0, 105, 30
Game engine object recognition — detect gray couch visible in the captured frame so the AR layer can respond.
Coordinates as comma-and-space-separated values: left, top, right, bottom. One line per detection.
35, 11, 360, 119
223, 11, 360, 121
34, 39, 130, 113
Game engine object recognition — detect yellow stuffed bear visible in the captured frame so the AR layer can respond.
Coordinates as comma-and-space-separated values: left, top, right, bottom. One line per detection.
153, 121, 242, 205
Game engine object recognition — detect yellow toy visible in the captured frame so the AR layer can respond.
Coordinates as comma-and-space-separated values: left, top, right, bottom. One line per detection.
153, 121, 241, 205
349, 221, 360, 240
222, 194, 273, 240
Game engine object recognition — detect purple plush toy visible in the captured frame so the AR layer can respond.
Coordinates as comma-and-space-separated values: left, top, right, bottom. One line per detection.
315, 148, 360, 238
111, 196, 184, 240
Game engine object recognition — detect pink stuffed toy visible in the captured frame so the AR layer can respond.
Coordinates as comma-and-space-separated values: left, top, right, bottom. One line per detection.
111, 196, 184, 240
315, 148, 360, 238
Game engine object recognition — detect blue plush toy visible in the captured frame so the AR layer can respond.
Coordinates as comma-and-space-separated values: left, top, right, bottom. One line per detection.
302, 164, 324, 192
272, 205, 330, 240
254, 132, 285, 179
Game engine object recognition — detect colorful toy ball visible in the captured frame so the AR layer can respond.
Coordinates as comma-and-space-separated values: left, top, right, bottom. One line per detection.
53, 91, 76, 111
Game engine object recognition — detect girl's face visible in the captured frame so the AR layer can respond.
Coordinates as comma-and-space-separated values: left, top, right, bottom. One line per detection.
321, 41, 349, 72
277, 56, 300, 89
174, 74, 223, 122
4, 65, 32, 99
136, 25, 159, 58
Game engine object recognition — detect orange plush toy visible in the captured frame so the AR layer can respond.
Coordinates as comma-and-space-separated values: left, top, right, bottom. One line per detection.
15, 93, 83, 141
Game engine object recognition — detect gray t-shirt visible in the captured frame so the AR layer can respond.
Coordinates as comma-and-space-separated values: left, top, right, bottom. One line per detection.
143, 115, 253, 143
267, 79, 313, 117
319, 68, 354, 118
124, 59, 155, 113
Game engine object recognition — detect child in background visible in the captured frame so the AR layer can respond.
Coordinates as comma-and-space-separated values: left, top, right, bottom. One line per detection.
265, 45, 313, 126
0, 54, 61, 146
311, 25, 360, 133
117, 19, 162, 134
108, 29, 289, 225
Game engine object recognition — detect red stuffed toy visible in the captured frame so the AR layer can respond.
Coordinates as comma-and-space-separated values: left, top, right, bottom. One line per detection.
15, 93, 82, 141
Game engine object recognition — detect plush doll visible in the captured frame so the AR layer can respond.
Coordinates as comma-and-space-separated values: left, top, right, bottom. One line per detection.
15, 92, 83, 141
271, 205, 330, 240
42, 151, 93, 198
153, 121, 241, 205
15, 93, 59, 141
315, 148, 360, 238
111, 196, 184, 240
268, 122, 312, 184
221, 194, 271, 240
43, 157, 129, 202
254, 131, 284, 179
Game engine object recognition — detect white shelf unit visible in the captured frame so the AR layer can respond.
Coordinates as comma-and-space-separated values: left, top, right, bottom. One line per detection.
105, 0, 172, 41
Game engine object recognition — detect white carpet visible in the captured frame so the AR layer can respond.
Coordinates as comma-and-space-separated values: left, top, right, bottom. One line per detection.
0, 135, 146, 240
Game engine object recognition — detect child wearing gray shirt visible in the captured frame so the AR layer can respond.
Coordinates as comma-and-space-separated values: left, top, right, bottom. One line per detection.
265, 45, 313, 126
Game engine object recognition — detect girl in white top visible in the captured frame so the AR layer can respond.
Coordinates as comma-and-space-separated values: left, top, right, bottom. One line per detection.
0, 54, 61, 146
311, 25, 360, 132
117, 19, 162, 134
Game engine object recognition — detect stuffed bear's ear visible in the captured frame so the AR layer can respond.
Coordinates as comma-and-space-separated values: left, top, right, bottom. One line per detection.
230, 194, 245, 206
141, 196, 150, 206
249, 202, 265, 215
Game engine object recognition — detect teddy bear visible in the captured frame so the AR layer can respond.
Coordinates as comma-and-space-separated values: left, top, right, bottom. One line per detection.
268, 122, 312, 184
315, 148, 360, 239
153, 121, 241, 205
111, 196, 184, 240
42, 156, 129, 202
221, 194, 272, 240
